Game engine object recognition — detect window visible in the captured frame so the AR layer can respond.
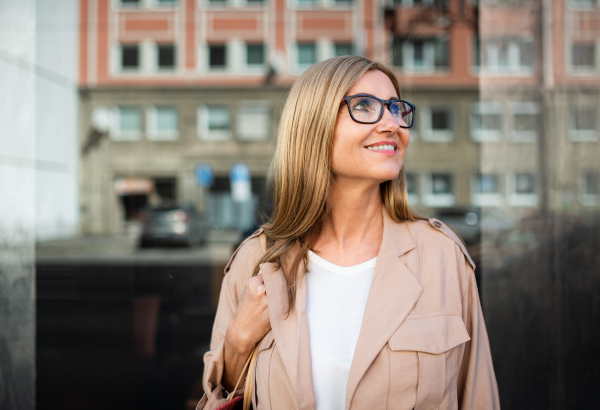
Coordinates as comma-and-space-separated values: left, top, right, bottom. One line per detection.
297, 43, 317, 68
114, 106, 142, 141
198, 105, 232, 141
392, 37, 449, 72
209, 45, 227, 70
237, 102, 271, 141
470, 102, 503, 142
569, 106, 598, 141
121, 45, 139, 70
120, 0, 140, 6
509, 173, 538, 207
571, 43, 596, 73
147, 106, 179, 141
511, 103, 539, 142
569, 0, 597, 8
397, 0, 448, 6
406, 172, 419, 206
424, 173, 455, 207
158, 45, 176, 70
246, 0, 265, 5
480, 37, 534, 74
296, 0, 317, 6
581, 172, 600, 206
420, 106, 454, 142
472, 173, 503, 207
246, 44, 265, 68
334, 43, 354, 57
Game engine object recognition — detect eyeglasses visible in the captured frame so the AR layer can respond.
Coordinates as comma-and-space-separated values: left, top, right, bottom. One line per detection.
341, 95, 415, 128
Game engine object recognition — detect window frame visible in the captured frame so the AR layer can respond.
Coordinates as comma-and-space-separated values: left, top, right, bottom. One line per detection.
113, 106, 143, 141
581, 172, 600, 206
510, 102, 540, 142
471, 173, 503, 207
236, 101, 272, 141
423, 172, 456, 207
508, 172, 538, 207
569, 105, 599, 142
197, 105, 233, 141
470, 102, 504, 142
419, 105, 455, 142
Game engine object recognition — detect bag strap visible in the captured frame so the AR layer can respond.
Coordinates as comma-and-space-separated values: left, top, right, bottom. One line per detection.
226, 343, 259, 401
242, 343, 260, 410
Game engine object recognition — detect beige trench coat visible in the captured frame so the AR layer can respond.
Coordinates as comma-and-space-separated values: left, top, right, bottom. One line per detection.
199, 211, 500, 410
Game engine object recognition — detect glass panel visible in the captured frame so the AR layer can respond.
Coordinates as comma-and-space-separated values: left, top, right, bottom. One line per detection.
434, 38, 449, 68
209, 45, 226, 68
119, 107, 142, 131
406, 173, 417, 194
238, 103, 270, 140
246, 44, 265, 66
158, 45, 175, 69
572, 107, 596, 131
572, 43, 595, 68
515, 173, 535, 194
431, 108, 451, 130
297, 43, 317, 65
477, 174, 500, 193
334, 43, 354, 57
208, 106, 231, 131
584, 173, 600, 195
121, 45, 139, 68
431, 173, 453, 194
155, 106, 178, 131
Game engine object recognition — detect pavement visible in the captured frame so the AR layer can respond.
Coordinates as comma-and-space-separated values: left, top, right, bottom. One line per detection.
35, 229, 242, 265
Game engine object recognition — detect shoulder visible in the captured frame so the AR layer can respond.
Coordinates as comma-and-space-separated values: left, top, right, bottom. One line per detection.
405, 218, 475, 270
224, 228, 266, 276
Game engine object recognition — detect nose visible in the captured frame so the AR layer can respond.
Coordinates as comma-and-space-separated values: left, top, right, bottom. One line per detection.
377, 104, 402, 132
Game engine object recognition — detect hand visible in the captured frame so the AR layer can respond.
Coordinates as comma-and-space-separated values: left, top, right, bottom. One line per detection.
222, 274, 271, 391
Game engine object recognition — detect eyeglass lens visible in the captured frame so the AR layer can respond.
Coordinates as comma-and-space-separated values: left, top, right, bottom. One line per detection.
348, 96, 413, 127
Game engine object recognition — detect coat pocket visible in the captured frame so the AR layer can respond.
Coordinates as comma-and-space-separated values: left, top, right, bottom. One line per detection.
388, 313, 470, 410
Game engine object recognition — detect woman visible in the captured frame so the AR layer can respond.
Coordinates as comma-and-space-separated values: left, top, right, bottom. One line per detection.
198, 56, 500, 409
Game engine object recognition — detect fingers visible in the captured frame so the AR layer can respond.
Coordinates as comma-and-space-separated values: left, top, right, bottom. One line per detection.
248, 273, 266, 296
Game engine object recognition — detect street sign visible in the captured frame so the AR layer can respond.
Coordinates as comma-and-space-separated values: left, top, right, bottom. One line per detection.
230, 163, 251, 202
195, 164, 214, 187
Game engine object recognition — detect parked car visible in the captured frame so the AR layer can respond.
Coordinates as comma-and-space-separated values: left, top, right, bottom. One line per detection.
138, 203, 207, 248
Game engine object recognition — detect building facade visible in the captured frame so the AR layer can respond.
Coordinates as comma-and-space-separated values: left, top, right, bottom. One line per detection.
78, 0, 599, 235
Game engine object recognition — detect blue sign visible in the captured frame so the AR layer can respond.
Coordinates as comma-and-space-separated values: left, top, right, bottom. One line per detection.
230, 163, 251, 201
195, 164, 214, 187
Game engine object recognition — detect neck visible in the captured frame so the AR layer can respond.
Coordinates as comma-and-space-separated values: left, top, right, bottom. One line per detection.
313, 179, 384, 265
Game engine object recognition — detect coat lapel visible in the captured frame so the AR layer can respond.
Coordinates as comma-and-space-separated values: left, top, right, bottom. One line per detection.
260, 252, 315, 410
345, 212, 423, 409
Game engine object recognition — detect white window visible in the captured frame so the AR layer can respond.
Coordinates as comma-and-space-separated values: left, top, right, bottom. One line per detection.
198, 105, 232, 141
113, 106, 143, 141
424, 173, 455, 207
508, 173, 538, 207
147, 106, 179, 141
568, 0, 597, 8
581, 172, 600, 206
511, 102, 539, 142
481, 36, 534, 74
392, 37, 449, 72
569, 106, 599, 141
472, 173, 503, 207
570, 42, 598, 74
245, 43, 265, 69
237, 101, 271, 141
405, 172, 419, 206
420, 106, 454, 142
296, 43, 317, 69
470, 102, 503, 142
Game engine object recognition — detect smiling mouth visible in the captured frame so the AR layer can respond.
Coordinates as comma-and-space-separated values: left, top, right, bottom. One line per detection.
366, 144, 397, 152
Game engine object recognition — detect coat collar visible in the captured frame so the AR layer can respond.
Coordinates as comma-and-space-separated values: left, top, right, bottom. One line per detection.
260, 210, 423, 410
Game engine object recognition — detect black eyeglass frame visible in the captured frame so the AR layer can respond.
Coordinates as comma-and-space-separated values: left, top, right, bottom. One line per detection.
341, 94, 416, 128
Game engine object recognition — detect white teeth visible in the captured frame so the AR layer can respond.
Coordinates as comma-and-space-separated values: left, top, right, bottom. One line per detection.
367, 144, 395, 151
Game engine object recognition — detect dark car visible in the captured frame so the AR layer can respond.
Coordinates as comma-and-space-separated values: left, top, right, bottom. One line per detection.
138, 203, 207, 248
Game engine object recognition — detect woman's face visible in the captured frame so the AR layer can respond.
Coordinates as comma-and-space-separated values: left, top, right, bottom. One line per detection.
331, 70, 410, 186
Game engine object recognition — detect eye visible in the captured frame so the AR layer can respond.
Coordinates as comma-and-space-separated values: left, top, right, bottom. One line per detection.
351, 97, 376, 112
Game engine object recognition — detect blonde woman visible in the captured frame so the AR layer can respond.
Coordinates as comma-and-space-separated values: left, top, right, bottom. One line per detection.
198, 56, 500, 410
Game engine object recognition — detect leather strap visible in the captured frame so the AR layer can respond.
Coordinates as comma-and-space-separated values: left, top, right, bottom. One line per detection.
243, 344, 260, 410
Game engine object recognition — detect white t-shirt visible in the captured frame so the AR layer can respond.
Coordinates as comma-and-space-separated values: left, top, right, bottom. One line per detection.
306, 250, 376, 410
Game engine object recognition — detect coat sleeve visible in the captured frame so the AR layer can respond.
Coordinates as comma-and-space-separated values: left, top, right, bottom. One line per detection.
456, 246, 501, 409
199, 235, 262, 409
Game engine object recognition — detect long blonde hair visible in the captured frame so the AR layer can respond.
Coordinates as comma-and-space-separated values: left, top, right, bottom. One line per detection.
253, 56, 421, 312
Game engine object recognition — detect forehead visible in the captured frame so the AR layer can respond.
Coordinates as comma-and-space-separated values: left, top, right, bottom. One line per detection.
346, 70, 397, 98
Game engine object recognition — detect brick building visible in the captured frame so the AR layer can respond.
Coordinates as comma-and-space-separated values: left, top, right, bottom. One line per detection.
78, 0, 599, 235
